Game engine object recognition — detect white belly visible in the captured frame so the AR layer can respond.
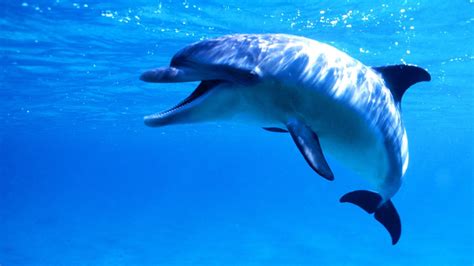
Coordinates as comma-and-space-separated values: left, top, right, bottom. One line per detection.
235, 82, 390, 186
309, 91, 389, 183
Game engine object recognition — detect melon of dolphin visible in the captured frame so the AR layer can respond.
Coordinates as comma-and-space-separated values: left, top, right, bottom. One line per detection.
140, 34, 431, 245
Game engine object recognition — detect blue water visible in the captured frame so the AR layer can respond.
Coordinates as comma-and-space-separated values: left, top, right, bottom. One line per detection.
1, 0, 473, 265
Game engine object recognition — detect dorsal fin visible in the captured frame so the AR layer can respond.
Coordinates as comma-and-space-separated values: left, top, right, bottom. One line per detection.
372, 64, 431, 103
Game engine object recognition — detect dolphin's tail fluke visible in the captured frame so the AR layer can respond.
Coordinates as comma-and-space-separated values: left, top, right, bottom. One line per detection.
340, 190, 401, 245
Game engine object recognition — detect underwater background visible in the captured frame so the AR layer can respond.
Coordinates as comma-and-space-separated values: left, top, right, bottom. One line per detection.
1, 0, 473, 265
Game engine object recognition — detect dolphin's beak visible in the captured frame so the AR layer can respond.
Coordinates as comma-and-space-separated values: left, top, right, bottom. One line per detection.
140, 67, 183, 83
144, 80, 221, 127
140, 67, 203, 83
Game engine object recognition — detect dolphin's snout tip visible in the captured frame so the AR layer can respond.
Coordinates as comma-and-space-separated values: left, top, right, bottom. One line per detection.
144, 114, 165, 127
143, 115, 155, 127
140, 67, 181, 83
140, 70, 157, 82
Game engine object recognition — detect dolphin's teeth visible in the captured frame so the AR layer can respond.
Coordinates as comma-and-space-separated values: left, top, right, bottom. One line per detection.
157, 100, 190, 117
154, 80, 215, 119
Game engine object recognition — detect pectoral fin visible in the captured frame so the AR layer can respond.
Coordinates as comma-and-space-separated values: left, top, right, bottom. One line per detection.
262, 127, 288, 133
286, 119, 334, 181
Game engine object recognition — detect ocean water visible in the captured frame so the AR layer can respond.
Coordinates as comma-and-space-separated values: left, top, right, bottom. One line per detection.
1, 0, 473, 265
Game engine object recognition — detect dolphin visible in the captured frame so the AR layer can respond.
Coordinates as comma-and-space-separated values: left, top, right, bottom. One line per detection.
140, 34, 431, 245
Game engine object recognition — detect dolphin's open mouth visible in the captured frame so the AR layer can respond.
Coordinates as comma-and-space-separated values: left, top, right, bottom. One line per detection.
144, 80, 220, 127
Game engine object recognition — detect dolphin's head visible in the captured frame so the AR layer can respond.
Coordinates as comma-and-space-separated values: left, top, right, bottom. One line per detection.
143, 80, 240, 127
